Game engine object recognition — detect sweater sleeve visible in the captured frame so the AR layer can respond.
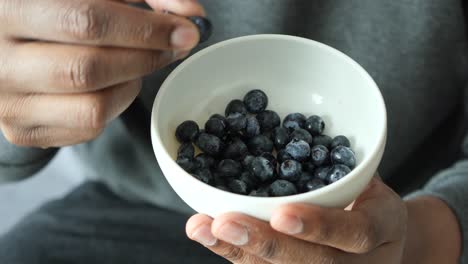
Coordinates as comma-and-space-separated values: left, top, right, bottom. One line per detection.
0, 131, 58, 183
406, 159, 468, 264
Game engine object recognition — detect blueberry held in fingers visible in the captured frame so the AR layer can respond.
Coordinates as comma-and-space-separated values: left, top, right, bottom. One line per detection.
188, 16, 213, 43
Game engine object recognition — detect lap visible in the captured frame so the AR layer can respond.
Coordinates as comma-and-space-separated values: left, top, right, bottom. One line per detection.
0, 182, 227, 264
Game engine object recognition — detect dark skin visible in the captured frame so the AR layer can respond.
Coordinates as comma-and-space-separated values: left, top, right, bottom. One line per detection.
187, 177, 461, 264
0, 0, 204, 147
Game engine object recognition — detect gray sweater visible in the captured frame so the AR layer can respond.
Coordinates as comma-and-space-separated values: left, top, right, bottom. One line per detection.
1, 0, 468, 262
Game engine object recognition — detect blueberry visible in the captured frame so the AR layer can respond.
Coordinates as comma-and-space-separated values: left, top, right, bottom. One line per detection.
290, 128, 313, 145
283, 113, 306, 131
331, 135, 351, 149
244, 116, 261, 138
312, 135, 332, 148
260, 152, 277, 168
176, 157, 197, 172
249, 189, 270, 197
239, 171, 258, 190
330, 146, 356, 168
277, 149, 293, 164
269, 180, 298, 197
216, 185, 230, 192
223, 138, 249, 160
217, 159, 242, 178
302, 161, 315, 174
187, 16, 213, 43
327, 164, 351, 183
249, 156, 275, 182
223, 130, 245, 143
256, 110, 281, 132
226, 112, 247, 132
213, 172, 226, 186
247, 135, 274, 155
227, 179, 249, 194
176, 120, 199, 142
304, 178, 326, 192
243, 89, 268, 114
310, 145, 330, 166
314, 166, 331, 181
242, 155, 255, 169
177, 142, 195, 159
262, 130, 274, 140
285, 139, 311, 162
210, 114, 227, 122
205, 118, 226, 138
192, 168, 213, 185
194, 153, 216, 169
225, 99, 247, 116
279, 160, 302, 182
305, 115, 325, 136
296, 172, 314, 192
272, 127, 290, 150
195, 132, 224, 155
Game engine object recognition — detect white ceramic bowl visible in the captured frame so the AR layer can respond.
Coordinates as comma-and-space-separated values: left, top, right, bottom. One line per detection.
151, 34, 386, 221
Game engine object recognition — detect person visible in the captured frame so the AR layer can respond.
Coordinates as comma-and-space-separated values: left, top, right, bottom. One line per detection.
0, 0, 466, 263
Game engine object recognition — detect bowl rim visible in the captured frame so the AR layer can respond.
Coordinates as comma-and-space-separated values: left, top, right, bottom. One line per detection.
151, 34, 387, 201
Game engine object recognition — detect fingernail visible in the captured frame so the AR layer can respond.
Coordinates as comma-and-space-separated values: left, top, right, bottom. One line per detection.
174, 50, 190, 60
271, 214, 303, 235
191, 224, 217, 246
216, 222, 249, 246
171, 25, 199, 49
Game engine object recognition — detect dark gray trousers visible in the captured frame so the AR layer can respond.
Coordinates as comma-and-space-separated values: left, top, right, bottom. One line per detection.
0, 182, 228, 264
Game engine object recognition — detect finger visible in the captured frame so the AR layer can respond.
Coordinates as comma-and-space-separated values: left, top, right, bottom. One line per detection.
0, 79, 142, 129
211, 213, 345, 264
270, 178, 406, 254
145, 0, 206, 16
0, 123, 104, 148
3, 0, 199, 50
186, 214, 270, 264
2, 42, 186, 93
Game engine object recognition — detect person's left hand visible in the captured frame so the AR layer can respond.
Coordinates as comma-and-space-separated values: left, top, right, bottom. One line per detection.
186, 177, 408, 264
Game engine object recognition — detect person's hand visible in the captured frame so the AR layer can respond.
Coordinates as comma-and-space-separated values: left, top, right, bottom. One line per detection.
0, 0, 204, 148
186, 177, 461, 264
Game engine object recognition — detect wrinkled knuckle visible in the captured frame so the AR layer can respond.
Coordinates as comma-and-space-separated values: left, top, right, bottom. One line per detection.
146, 52, 164, 73
220, 247, 245, 262
311, 251, 341, 264
257, 239, 279, 259
0, 102, 14, 120
64, 55, 98, 91
60, 2, 107, 42
354, 219, 379, 253
80, 96, 107, 129
2, 126, 34, 147
135, 22, 155, 44
309, 213, 331, 242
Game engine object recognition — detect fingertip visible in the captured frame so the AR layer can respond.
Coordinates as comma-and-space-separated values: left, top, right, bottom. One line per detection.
186, 214, 213, 236
171, 23, 200, 50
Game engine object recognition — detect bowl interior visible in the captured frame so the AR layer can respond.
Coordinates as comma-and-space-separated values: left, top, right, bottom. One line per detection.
155, 35, 385, 169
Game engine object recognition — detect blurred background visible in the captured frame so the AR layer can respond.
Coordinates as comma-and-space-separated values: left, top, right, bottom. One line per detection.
0, 148, 85, 235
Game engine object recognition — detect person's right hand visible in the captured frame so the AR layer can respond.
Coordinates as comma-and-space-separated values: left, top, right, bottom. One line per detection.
0, 0, 205, 148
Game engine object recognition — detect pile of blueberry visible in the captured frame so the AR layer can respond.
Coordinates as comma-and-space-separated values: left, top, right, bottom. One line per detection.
175, 90, 356, 197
